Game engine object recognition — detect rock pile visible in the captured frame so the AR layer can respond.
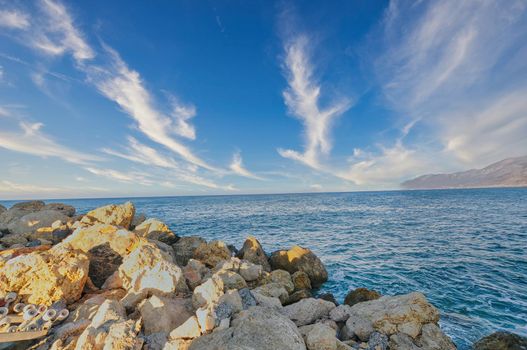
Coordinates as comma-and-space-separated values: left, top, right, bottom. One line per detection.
0, 200, 463, 349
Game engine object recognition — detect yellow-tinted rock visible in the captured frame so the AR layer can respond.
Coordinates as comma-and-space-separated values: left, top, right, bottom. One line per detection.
79, 202, 135, 229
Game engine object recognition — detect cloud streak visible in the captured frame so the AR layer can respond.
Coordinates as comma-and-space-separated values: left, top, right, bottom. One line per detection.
0, 10, 30, 29
229, 152, 264, 180
278, 35, 351, 170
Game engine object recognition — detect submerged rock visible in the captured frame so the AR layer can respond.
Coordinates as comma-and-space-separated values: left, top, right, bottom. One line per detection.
473, 331, 527, 350
344, 287, 381, 307
189, 306, 306, 350
269, 245, 328, 287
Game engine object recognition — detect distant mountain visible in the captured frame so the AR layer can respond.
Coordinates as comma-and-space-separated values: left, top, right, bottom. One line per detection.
401, 156, 527, 190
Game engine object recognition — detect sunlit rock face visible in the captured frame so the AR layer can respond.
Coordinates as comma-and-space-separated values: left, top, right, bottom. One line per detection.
269, 245, 328, 287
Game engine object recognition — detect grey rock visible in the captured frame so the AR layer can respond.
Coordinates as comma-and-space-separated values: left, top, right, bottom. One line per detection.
189, 306, 306, 350
473, 331, 527, 350
283, 298, 336, 326
269, 245, 328, 288
88, 243, 123, 288
367, 332, 388, 350
344, 288, 381, 307
172, 236, 206, 266
239, 288, 257, 309
346, 315, 374, 342
237, 236, 271, 272
43, 203, 76, 216
416, 323, 456, 350
7, 209, 70, 235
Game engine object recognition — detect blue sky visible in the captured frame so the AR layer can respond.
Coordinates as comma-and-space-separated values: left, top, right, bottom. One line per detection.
0, 0, 526, 199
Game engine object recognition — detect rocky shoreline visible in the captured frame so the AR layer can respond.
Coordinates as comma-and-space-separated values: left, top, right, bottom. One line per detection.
0, 201, 525, 350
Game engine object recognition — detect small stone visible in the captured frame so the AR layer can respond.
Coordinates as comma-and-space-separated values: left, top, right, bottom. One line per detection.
306, 323, 338, 350
344, 288, 381, 307
330, 304, 353, 322
238, 288, 257, 309
345, 316, 374, 342
292, 271, 312, 291
367, 332, 388, 350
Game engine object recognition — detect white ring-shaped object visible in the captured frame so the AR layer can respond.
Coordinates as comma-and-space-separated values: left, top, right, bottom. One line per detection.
43, 309, 57, 321
23, 304, 37, 313
7, 326, 18, 333
5, 292, 17, 302
27, 324, 39, 331
13, 303, 26, 313
37, 305, 48, 314
0, 307, 8, 317
56, 309, 69, 321
23, 308, 38, 320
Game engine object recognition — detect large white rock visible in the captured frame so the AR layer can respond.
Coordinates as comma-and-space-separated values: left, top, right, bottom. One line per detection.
192, 276, 224, 309
75, 299, 143, 350
189, 306, 306, 350
134, 218, 178, 245
169, 316, 201, 340
0, 244, 89, 305
118, 243, 187, 305
283, 298, 336, 326
79, 202, 135, 229
348, 292, 440, 339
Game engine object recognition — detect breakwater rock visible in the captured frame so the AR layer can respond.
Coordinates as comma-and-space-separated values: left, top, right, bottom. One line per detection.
0, 200, 473, 349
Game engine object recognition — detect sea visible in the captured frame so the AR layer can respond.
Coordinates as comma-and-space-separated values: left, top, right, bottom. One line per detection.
2, 188, 526, 349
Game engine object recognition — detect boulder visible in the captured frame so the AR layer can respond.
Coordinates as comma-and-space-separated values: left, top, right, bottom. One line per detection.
173, 236, 206, 266
349, 292, 440, 339
130, 212, 146, 229
134, 218, 178, 245
344, 287, 381, 307
0, 201, 45, 232
195, 307, 216, 333
192, 276, 225, 309
183, 259, 210, 290
252, 282, 289, 304
252, 291, 283, 310
306, 323, 338, 350
139, 295, 194, 335
367, 332, 389, 350
0, 204, 6, 214
75, 299, 143, 350
193, 240, 232, 268
118, 243, 187, 305
189, 306, 306, 350
214, 270, 247, 290
43, 203, 76, 216
292, 271, 312, 291
283, 298, 336, 326
79, 201, 135, 229
170, 316, 201, 340
62, 224, 142, 257
218, 289, 244, 314
6, 209, 70, 236
237, 236, 271, 271
269, 245, 328, 287
0, 233, 28, 246
285, 289, 313, 305
345, 315, 374, 341
330, 304, 353, 322
265, 269, 295, 293
0, 244, 89, 305
389, 333, 420, 350
473, 331, 527, 350
319, 293, 338, 305
238, 288, 257, 309
415, 323, 456, 350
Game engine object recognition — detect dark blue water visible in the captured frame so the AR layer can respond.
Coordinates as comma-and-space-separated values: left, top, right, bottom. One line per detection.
2, 188, 526, 348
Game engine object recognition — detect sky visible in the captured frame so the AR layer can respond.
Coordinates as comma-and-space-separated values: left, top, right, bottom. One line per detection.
0, 0, 526, 199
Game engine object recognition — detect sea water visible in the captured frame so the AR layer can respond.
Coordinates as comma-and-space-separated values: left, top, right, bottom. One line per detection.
2, 188, 526, 349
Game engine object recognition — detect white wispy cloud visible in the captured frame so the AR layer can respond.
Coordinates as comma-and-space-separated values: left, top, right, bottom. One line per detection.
229, 151, 264, 180
34, 0, 94, 62
0, 10, 30, 29
278, 35, 351, 170
374, 0, 527, 169
168, 96, 197, 140
86, 45, 216, 171
0, 121, 100, 165
84, 167, 154, 186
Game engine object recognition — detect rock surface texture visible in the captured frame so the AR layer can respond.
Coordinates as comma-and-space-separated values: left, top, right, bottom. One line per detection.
0, 200, 460, 350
